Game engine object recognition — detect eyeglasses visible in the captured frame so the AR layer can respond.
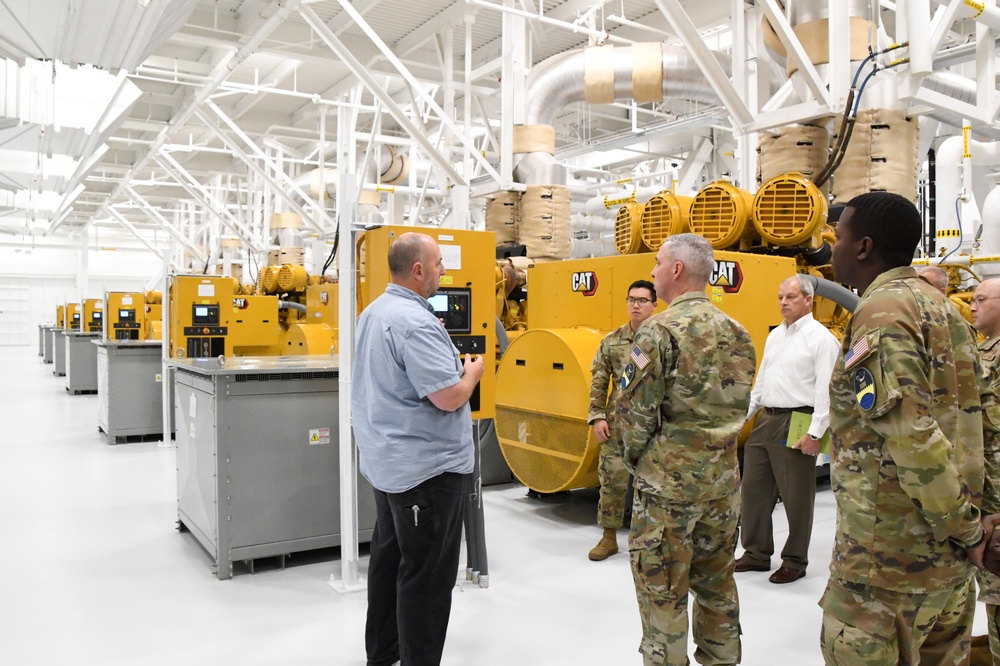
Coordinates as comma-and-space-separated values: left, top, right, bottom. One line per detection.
626, 297, 654, 306
973, 296, 1000, 305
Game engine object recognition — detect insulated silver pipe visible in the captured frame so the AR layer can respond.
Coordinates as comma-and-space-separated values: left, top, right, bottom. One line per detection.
524, 44, 730, 127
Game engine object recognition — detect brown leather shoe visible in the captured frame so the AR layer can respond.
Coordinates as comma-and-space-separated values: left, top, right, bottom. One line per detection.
769, 566, 806, 584
734, 555, 769, 572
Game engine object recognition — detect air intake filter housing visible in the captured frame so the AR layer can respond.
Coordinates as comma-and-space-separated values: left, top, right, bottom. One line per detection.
614, 202, 649, 255
688, 181, 755, 249
640, 191, 692, 250
495, 327, 605, 493
752, 173, 828, 247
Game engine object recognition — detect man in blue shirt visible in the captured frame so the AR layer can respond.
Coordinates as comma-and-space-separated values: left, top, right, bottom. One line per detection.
353, 232, 484, 666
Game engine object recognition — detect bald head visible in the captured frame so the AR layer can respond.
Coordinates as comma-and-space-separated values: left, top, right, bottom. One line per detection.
917, 266, 948, 295
387, 232, 446, 299
973, 278, 1000, 339
388, 233, 435, 277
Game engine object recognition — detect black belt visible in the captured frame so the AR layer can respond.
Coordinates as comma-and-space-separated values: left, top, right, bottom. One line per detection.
763, 406, 813, 415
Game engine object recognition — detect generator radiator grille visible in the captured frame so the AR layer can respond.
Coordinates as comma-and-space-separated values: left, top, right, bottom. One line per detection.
495, 406, 594, 493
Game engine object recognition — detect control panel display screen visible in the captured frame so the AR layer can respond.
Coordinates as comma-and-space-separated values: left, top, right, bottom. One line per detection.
93, 312, 102, 320
72, 313, 80, 321
429, 287, 472, 334
192, 304, 220, 326
119, 309, 135, 322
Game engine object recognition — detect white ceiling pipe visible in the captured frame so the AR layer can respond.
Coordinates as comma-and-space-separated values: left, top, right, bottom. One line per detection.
934, 133, 1000, 257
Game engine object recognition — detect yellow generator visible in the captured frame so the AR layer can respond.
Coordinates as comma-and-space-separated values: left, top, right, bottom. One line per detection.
65, 303, 81, 331
495, 251, 797, 493
360, 225, 497, 419
145, 291, 163, 341
56, 305, 65, 329
105, 293, 145, 340
169, 275, 338, 359
82, 298, 103, 334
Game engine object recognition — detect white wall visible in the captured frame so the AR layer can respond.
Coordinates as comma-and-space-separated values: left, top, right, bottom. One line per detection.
0, 245, 161, 346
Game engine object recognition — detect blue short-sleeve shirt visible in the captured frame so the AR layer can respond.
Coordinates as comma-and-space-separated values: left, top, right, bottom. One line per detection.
351, 283, 473, 493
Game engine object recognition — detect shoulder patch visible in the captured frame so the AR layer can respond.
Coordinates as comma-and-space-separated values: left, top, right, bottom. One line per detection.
844, 333, 873, 370
855, 367, 876, 411
630, 345, 650, 371
620, 362, 636, 390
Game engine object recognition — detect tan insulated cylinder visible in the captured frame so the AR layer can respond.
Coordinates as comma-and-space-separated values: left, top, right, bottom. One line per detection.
518, 184, 571, 259
831, 108, 919, 204
486, 191, 521, 244
757, 124, 831, 192
632, 43, 664, 104
512, 125, 556, 155
584, 44, 616, 104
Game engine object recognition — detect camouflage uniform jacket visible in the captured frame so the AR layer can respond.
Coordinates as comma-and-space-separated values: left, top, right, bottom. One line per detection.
615, 291, 756, 503
587, 321, 640, 430
978, 336, 1000, 603
828, 266, 984, 594
979, 336, 1000, 516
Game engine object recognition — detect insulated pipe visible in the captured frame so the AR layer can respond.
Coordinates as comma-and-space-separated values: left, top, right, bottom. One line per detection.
515, 43, 729, 186
952, 0, 1000, 33
802, 275, 860, 313
291, 145, 408, 204
935, 135, 1000, 256
523, 44, 730, 127
278, 300, 308, 313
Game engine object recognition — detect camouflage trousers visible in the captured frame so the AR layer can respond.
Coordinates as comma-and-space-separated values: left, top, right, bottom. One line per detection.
629, 489, 741, 666
820, 577, 975, 666
598, 436, 630, 528
976, 570, 1000, 663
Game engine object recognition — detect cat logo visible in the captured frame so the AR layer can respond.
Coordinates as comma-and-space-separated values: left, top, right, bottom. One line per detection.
233, 298, 249, 310
710, 260, 743, 294
571, 271, 599, 296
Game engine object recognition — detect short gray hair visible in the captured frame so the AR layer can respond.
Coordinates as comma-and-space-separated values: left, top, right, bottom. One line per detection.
916, 265, 948, 292
781, 274, 814, 298
662, 233, 715, 284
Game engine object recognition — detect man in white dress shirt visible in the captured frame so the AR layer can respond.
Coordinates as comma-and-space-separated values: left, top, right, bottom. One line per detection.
734, 274, 840, 584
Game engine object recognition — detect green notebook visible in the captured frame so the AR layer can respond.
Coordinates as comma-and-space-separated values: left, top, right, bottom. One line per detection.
787, 410, 831, 455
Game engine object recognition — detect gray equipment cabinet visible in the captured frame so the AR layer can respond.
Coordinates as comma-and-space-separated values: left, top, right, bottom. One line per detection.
171, 356, 376, 580
38, 324, 45, 356
42, 326, 56, 363
53, 330, 67, 376
96, 340, 164, 443
65, 332, 100, 394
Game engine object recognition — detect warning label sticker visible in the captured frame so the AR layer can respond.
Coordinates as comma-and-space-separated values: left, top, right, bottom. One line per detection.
309, 428, 331, 445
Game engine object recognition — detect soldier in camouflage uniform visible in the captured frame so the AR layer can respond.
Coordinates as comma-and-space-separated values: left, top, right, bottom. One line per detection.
822, 192, 988, 666
587, 279, 658, 561
615, 233, 755, 666
970, 278, 1000, 663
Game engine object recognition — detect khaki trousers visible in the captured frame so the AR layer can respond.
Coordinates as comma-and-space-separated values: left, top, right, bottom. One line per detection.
739, 410, 817, 570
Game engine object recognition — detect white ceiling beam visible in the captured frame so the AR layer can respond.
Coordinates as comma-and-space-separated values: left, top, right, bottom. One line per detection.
78, 0, 303, 235
299, 5, 467, 186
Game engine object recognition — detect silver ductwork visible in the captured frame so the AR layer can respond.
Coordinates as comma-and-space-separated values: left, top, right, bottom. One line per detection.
290, 145, 409, 205
524, 44, 730, 127
516, 43, 730, 187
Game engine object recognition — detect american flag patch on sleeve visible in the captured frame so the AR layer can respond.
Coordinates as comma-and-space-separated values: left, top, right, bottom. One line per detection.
843, 335, 869, 370
630, 345, 650, 371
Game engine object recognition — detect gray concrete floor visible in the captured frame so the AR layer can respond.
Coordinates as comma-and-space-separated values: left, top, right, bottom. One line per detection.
0, 345, 987, 665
